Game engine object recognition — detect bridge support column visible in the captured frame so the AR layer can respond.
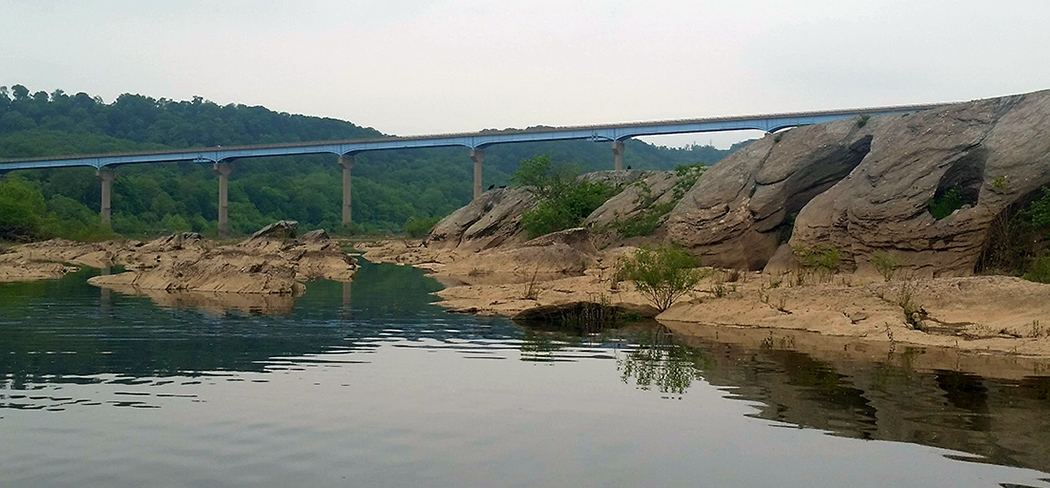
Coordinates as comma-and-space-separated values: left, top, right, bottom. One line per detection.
97, 168, 116, 226
339, 155, 354, 229
612, 141, 626, 171
214, 162, 234, 238
471, 149, 485, 200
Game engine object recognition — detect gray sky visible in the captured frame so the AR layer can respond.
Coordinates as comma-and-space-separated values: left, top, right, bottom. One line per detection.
3, 0, 1049, 148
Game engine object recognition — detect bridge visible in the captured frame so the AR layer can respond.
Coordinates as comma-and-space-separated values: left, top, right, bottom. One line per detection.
0, 102, 947, 236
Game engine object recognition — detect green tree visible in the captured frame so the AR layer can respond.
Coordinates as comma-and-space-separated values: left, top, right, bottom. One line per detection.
0, 178, 47, 241
618, 244, 709, 311
514, 154, 617, 238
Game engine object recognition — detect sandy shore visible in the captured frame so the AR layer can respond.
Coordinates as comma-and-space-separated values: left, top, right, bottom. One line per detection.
359, 239, 1050, 361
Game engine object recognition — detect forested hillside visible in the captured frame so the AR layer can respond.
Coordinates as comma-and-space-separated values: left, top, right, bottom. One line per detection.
0, 84, 746, 240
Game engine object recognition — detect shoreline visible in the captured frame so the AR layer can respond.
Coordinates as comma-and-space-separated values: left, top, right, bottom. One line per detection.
3, 236, 1050, 372
357, 239, 1050, 363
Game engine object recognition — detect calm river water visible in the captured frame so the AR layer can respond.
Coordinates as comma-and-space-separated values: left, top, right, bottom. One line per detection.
2, 261, 1050, 487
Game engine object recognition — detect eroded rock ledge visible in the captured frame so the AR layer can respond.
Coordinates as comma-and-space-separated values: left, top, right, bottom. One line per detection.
88, 223, 356, 294
0, 221, 357, 297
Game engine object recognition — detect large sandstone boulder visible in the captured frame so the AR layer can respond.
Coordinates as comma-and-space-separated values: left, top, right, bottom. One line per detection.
426, 187, 536, 251
665, 115, 886, 269
586, 172, 675, 222
790, 90, 1050, 277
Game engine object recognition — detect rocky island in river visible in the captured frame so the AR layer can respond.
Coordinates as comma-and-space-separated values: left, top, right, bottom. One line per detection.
0, 220, 357, 313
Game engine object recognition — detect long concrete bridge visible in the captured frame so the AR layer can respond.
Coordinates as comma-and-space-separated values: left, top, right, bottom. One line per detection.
0, 102, 946, 236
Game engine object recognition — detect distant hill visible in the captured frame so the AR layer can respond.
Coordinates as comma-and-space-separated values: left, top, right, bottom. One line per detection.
0, 84, 750, 237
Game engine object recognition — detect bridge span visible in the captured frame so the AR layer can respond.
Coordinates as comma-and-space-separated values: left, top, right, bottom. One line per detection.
0, 102, 947, 236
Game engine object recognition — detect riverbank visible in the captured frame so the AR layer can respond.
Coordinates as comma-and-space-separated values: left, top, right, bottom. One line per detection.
358, 238, 1050, 359
4, 233, 1050, 361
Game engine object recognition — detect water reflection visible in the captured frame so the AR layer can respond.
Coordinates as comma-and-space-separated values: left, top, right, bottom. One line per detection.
2, 262, 1050, 481
617, 326, 708, 397
596, 324, 1050, 475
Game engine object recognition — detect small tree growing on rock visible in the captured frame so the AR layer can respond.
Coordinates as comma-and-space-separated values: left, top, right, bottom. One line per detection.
618, 244, 710, 311
870, 250, 903, 282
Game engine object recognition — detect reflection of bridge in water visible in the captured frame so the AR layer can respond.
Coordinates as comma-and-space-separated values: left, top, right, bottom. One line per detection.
0, 102, 947, 235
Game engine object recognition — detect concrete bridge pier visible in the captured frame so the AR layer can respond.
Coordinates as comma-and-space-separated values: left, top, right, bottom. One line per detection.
214, 162, 234, 238
97, 168, 116, 226
339, 155, 354, 228
612, 141, 626, 171
471, 149, 485, 199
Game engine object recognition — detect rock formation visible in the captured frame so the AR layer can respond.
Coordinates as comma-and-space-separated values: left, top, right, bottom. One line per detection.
426, 186, 537, 251
434, 227, 600, 283
790, 90, 1050, 276
665, 115, 886, 269
426, 170, 651, 251
88, 223, 357, 293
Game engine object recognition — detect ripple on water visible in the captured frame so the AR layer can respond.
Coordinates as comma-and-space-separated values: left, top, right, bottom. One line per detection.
1, 265, 1050, 486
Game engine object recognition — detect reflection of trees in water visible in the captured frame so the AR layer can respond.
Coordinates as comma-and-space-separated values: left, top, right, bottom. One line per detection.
0, 261, 513, 385
617, 327, 709, 397
519, 330, 563, 362
680, 331, 1050, 475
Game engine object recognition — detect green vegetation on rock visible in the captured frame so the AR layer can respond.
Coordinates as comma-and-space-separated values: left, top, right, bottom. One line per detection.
929, 186, 965, 220
981, 186, 1050, 279
1023, 255, 1050, 284
870, 250, 903, 282
515, 155, 618, 238
403, 215, 442, 238
607, 162, 707, 238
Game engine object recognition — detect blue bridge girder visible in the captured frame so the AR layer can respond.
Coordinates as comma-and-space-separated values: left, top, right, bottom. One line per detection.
0, 102, 947, 172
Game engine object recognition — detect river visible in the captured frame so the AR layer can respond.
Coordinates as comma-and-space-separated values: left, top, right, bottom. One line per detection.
1, 260, 1049, 487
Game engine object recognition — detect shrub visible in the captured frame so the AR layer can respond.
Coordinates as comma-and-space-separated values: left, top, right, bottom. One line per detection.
794, 246, 841, 272
618, 244, 711, 311
870, 250, 902, 282
608, 201, 676, 238
1023, 254, 1050, 284
671, 162, 707, 199
856, 114, 870, 128
929, 186, 965, 220
992, 175, 1010, 192
516, 155, 616, 238
604, 163, 705, 239
979, 186, 1050, 274
1026, 186, 1050, 228
403, 215, 442, 238
895, 282, 925, 330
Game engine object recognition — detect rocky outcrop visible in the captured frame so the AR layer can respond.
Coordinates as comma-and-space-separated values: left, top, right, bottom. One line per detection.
426, 170, 651, 251
252, 220, 298, 239
426, 187, 537, 251
88, 226, 357, 293
790, 90, 1050, 277
665, 115, 886, 269
584, 171, 679, 247
434, 227, 600, 282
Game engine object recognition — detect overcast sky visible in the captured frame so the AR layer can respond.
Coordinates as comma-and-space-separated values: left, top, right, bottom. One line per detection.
3, 0, 1049, 148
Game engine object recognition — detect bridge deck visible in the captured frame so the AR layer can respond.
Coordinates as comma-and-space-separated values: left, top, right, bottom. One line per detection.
0, 103, 949, 171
